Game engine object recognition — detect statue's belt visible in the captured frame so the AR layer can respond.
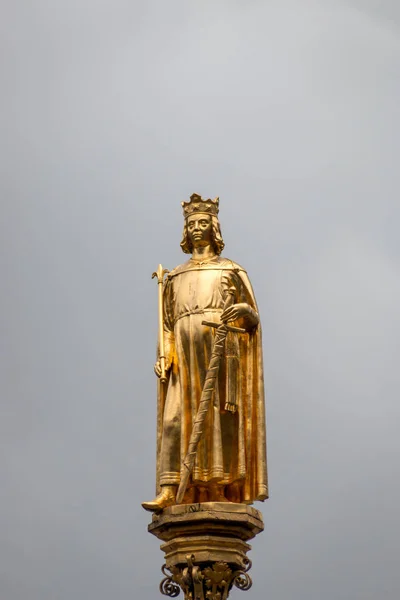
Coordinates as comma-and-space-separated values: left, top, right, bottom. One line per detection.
174, 308, 221, 324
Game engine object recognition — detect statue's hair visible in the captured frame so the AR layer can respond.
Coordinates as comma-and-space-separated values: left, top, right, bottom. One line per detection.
180, 215, 225, 255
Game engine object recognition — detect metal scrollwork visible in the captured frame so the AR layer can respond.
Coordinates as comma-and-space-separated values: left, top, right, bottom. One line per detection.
160, 564, 181, 598
160, 555, 254, 599
233, 572, 252, 592
233, 558, 253, 592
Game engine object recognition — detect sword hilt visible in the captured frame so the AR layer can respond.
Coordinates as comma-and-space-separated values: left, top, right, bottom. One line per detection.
202, 320, 246, 334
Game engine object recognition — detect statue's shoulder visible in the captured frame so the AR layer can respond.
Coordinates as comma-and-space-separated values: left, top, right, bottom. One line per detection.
218, 256, 247, 273
167, 260, 192, 278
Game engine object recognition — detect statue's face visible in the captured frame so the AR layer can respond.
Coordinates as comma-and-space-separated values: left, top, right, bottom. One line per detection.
187, 214, 213, 248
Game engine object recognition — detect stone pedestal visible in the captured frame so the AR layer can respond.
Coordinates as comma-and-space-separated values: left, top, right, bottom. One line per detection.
148, 502, 264, 600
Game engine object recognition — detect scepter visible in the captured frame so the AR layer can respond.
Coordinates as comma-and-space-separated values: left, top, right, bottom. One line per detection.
152, 264, 169, 384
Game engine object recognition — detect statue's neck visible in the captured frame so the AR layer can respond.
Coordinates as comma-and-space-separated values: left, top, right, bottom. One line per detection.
191, 245, 216, 262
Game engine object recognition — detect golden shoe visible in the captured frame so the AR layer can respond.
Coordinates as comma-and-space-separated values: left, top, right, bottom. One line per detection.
141, 485, 176, 513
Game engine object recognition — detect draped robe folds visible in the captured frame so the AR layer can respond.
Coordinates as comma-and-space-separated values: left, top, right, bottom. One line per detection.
156, 256, 268, 504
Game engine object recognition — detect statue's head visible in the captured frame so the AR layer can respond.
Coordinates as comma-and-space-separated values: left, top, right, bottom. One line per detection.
180, 193, 225, 255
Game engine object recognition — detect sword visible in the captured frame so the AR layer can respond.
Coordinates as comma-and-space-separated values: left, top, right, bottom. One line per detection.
152, 264, 169, 383
176, 289, 246, 504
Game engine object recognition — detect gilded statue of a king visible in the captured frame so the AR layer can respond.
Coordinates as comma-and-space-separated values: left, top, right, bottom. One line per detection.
142, 194, 268, 512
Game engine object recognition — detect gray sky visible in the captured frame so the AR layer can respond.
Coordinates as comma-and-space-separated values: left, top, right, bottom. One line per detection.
1, 1, 400, 599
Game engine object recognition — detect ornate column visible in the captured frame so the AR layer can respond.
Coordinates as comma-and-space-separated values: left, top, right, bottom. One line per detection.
148, 502, 264, 600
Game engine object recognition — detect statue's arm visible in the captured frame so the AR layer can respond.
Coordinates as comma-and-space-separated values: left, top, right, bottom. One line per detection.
240, 305, 259, 329
221, 302, 259, 330
220, 270, 260, 331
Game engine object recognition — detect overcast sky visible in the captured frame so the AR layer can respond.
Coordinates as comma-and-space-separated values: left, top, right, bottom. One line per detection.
1, 1, 400, 599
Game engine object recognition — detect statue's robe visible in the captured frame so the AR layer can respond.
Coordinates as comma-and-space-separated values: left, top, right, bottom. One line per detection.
156, 256, 268, 504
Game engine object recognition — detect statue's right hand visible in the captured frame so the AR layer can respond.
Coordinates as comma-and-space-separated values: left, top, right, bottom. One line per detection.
154, 358, 171, 378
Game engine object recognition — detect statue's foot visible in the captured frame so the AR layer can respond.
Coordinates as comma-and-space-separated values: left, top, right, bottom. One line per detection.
209, 485, 229, 502
141, 486, 177, 513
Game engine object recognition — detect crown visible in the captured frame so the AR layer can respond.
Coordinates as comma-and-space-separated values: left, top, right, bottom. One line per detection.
182, 193, 219, 219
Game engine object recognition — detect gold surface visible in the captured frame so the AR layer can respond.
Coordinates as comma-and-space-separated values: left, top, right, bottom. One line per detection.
158, 501, 263, 518
143, 195, 268, 511
149, 502, 264, 546
150, 502, 262, 599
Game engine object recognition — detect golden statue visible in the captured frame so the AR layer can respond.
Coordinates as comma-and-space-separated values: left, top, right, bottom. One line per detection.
142, 194, 268, 512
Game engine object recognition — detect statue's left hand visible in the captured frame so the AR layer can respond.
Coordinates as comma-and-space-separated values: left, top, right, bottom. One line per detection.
221, 303, 253, 323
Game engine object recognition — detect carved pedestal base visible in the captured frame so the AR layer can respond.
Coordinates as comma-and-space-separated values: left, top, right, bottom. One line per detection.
148, 502, 264, 600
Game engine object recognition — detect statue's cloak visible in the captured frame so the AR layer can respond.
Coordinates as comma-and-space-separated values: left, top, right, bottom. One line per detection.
155, 257, 268, 504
